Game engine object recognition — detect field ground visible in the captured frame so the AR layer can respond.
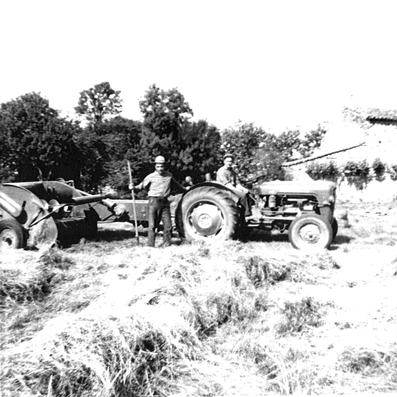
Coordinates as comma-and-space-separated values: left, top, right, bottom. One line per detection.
1, 199, 397, 396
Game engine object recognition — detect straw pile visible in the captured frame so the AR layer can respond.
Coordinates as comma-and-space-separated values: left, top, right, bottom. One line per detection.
1, 241, 305, 396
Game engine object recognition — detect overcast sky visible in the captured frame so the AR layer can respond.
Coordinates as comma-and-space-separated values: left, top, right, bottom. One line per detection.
1, 0, 396, 133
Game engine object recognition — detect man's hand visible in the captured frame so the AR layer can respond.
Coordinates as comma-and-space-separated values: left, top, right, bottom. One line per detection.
129, 183, 134, 191
113, 204, 128, 218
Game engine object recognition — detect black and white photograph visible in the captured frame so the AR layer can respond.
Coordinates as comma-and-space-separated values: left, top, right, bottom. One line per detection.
1, 1, 396, 395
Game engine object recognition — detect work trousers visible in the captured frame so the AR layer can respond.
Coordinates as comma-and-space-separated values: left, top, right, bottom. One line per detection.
227, 186, 252, 217
147, 197, 172, 247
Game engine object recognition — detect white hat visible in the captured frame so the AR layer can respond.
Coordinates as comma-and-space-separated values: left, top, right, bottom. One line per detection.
155, 155, 166, 164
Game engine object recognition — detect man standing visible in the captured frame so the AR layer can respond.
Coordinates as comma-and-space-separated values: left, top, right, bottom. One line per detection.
132, 156, 187, 247
216, 153, 252, 218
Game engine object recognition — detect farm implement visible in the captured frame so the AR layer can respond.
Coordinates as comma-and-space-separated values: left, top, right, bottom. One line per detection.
0, 180, 127, 250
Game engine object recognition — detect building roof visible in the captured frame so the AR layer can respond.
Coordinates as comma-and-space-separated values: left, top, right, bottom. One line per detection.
365, 108, 397, 122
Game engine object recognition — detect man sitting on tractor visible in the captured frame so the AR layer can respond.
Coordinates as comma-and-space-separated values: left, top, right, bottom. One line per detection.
216, 153, 253, 219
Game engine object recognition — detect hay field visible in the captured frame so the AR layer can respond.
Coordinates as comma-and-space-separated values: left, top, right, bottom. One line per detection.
1, 200, 397, 396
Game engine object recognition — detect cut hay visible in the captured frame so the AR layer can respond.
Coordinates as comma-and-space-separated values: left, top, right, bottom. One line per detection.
2, 226, 396, 396
2, 305, 201, 397
0, 242, 328, 397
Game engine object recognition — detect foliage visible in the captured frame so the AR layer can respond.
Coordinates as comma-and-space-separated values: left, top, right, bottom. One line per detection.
297, 125, 327, 158
135, 85, 220, 186
1, 85, 330, 191
253, 130, 302, 182
338, 160, 371, 190
72, 82, 221, 194
342, 160, 372, 189
220, 124, 320, 183
73, 127, 111, 192
74, 117, 142, 193
342, 160, 371, 178
306, 161, 340, 181
388, 164, 397, 181
0, 92, 82, 183
96, 117, 142, 194
177, 120, 222, 182
221, 122, 266, 180
372, 157, 386, 181
139, 84, 193, 142
75, 82, 122, 125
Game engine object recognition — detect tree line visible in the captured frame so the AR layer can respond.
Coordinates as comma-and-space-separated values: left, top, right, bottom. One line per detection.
0, 82, 325, 196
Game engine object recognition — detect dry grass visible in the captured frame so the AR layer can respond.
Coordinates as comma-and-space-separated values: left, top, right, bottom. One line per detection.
1, 200, 397, 396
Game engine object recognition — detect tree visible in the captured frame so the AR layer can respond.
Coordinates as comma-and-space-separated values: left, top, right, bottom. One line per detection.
139, 84, 193, 141
0, 92, 82, 183
253, 133, 286, 181
73, 117, 143, 193
136, 85, 194, 182
178, 120, 222, 182
252, 130, 303, 182
298, 125, 327, 158
100, 117, 143, 194
75, 82, 122, 125
221, 122, 266, 180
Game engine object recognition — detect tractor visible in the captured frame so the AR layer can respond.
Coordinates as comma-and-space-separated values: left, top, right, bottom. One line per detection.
92, 176, 338, 252
174, 179, 337, 251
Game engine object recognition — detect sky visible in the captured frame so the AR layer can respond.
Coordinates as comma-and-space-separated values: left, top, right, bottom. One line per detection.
1, 0, 396, 133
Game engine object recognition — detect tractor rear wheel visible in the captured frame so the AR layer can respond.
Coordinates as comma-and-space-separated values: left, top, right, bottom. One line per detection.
0, 219, 25, 249
288, 214, 332, 251
177, 186, 239, 242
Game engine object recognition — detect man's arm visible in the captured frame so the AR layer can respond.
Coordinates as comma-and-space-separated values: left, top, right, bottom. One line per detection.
236, 182, 249, 193
131, 174, 151, 191
216, 168, 234, 187
171, 176, 188, 194
234, 173, 249, 193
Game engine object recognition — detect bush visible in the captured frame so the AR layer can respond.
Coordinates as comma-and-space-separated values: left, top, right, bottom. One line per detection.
306, 161, 340, 181
342, 160, 372, 190
388, 164, 397, 181
372, 158, 386, 181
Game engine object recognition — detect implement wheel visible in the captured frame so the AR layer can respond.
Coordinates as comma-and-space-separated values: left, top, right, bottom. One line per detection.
288, 214, 332, 252
0, 219, 25, 249
177, 186, 239, 242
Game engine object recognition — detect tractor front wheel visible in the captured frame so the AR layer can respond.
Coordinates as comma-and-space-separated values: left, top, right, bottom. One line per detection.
288, 214, 332, 251
0, 219, 25, 249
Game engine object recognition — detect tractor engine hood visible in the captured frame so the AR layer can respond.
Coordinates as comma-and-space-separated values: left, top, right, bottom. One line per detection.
254, 180, 336, 201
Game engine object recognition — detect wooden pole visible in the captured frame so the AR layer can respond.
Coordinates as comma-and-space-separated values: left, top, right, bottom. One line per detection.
127, 160, 140, 246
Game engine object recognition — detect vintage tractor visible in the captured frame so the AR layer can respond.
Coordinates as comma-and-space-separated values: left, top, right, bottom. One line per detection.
0, 180, 126, 250
170, 145, 367, 251
174, 179, 337, 251
92, 178, 337, 252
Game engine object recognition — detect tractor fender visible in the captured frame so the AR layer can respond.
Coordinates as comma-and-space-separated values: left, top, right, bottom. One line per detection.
181, 182, 241, 202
